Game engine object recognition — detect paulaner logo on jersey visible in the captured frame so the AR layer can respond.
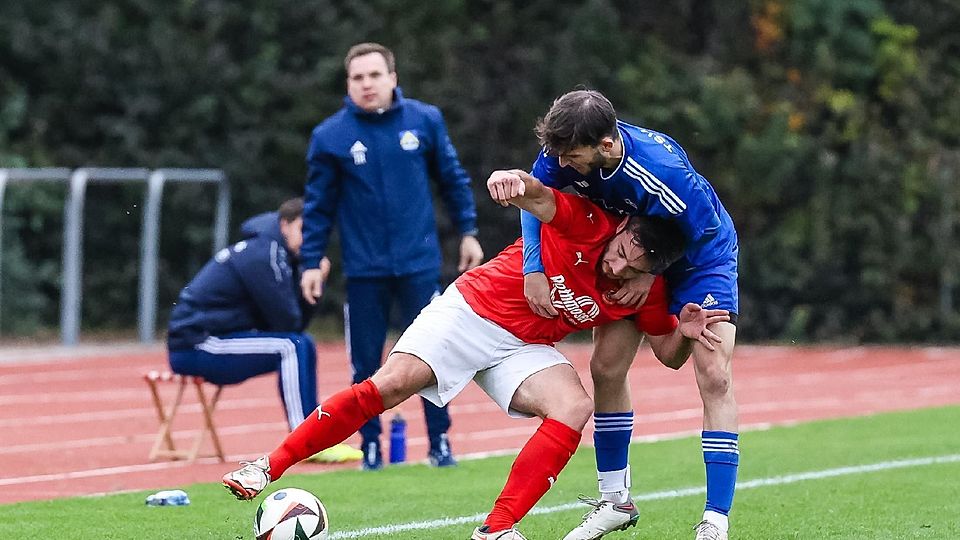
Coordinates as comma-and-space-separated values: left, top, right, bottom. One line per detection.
549, 275, 600, 324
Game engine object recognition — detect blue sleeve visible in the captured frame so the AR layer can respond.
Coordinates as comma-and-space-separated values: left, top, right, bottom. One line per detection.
520, 210, 544, 274
520, 151, 570, 274
301, 128, 341, 270
427, 108, 478, 236
233, 241, 302, 332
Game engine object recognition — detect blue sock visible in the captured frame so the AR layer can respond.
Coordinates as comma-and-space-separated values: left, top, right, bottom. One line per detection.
702, 430, 739, 516
594, 412, 633, 499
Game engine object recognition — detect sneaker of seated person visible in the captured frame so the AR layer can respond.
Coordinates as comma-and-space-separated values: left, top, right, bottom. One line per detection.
222, 455, 271, 500
307, 443, 363, 463
471, 525, 528, 539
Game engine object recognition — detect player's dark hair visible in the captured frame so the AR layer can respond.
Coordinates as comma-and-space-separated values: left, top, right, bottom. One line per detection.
626, 216, 686, 275
344, 42, 396, 74
278, 197, 303, 223
535, 90, 619, 155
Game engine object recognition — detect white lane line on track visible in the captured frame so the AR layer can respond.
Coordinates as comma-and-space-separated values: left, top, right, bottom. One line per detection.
328, 454, 960, 539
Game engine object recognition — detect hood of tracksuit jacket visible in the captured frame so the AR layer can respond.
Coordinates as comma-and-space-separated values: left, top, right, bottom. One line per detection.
239, 211, 286, 246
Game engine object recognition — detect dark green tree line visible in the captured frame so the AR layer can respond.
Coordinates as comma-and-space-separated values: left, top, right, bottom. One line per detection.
0, 0, 957, 342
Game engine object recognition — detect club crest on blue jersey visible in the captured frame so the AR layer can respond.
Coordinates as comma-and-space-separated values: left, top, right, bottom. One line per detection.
399, 130, 420, 151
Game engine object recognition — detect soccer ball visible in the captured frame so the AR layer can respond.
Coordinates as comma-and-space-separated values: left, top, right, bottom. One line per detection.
254, 488, 329, 540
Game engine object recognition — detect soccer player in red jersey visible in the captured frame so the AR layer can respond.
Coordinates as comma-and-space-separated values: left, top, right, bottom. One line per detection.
222, 170, 729, 540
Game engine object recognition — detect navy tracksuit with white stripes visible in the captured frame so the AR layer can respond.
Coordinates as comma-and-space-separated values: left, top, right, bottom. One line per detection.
302, 88, 478, 451
167, 212, 317, 430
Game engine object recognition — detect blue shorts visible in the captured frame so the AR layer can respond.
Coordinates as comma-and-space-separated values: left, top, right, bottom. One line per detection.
663, 249, 739, 317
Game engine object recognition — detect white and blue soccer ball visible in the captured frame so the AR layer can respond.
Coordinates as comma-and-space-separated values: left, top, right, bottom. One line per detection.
254, 487, 329, 540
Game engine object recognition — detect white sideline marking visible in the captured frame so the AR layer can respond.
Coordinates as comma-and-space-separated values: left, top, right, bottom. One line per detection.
327, 454, 960, 539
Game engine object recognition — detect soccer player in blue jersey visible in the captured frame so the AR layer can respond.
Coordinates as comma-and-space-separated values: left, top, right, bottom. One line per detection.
491, 90, 740, 540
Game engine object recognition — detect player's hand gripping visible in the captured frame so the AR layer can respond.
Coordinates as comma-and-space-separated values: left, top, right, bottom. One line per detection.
486, 169, 528, 207
300, 257, 331, 305
523, 272, 558, 319
606, 273, 656, 308
677, 303, 730, 351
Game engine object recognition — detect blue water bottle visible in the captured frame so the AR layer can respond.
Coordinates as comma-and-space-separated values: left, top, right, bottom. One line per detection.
389, 413, 407, 464
145, 489, 190, 506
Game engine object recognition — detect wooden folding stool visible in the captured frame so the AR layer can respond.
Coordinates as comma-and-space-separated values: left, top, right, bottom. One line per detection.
144, 370, 225, 462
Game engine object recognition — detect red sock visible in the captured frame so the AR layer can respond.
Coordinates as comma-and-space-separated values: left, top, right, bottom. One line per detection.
268, 379, 385, 479
483, 418, 582, 531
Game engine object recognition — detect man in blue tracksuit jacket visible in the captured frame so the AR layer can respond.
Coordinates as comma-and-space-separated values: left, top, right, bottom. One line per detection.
299, 43, 484, 470
168, 198, 361, 463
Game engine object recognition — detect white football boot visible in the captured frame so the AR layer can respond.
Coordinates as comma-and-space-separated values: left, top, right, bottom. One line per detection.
693, 520, 728, 540
222, 455, 271, 500
562, 495, 639, 540
471, 526, 528, 539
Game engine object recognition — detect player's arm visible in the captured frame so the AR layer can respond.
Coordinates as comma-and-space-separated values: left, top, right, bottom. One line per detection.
426, 107, 483, 271
645, 303, 730, 369
487, 169, 556, 222
490, 153, 572, 318
300, 129, 342, 304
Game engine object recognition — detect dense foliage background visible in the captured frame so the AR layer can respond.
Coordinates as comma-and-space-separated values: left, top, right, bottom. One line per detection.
1, 0, 958, 343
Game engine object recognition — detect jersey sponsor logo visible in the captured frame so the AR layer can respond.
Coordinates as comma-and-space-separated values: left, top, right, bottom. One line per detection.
701, 293, 719, 308
399, 130, 420, 151
350, 140, 368, 165
586, 212, 595, 223
317, 407, 331, 419
549, 274, 600, 324
574, 251, 589, 266
623, 157, 687, 215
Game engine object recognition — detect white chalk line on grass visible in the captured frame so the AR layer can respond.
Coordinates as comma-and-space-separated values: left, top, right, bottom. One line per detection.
327, 453, 960, 539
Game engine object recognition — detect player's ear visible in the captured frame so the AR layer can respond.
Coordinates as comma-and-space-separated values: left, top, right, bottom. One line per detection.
615, 217, 629, 233
599, 136, 615, 155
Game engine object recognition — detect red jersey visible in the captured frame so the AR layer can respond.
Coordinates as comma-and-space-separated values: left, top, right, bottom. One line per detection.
456, 190, 678, 344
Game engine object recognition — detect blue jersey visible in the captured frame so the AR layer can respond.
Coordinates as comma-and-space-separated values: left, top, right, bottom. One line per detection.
167, 212, 305, 349
521, 121, 740, 314
302, 88, 478, 278
523, 120, 737, 271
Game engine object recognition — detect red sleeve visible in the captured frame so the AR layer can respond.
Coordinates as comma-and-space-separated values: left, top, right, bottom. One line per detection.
547, 190, 620, 243
633, 277, 678, 336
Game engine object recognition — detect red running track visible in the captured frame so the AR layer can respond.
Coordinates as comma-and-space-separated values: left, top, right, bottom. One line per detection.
0, 342, 957, 504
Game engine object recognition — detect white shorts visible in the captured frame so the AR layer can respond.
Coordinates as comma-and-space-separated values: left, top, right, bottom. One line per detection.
391, 285, 570, 418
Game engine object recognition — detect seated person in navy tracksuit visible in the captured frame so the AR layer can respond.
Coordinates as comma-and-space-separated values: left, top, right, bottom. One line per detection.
166, 197, 361, 463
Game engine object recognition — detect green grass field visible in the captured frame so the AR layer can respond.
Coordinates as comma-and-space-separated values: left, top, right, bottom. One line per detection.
3, 406, 958, 539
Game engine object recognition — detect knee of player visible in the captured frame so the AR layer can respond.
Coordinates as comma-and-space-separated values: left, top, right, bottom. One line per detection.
554, 393, 594, 431
696, 361, 732, 396
590, 364, 630, 387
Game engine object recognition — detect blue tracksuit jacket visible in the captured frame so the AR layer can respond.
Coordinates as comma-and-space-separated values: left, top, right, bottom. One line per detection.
167, 212, 304, 350
301, 88, 478, 277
